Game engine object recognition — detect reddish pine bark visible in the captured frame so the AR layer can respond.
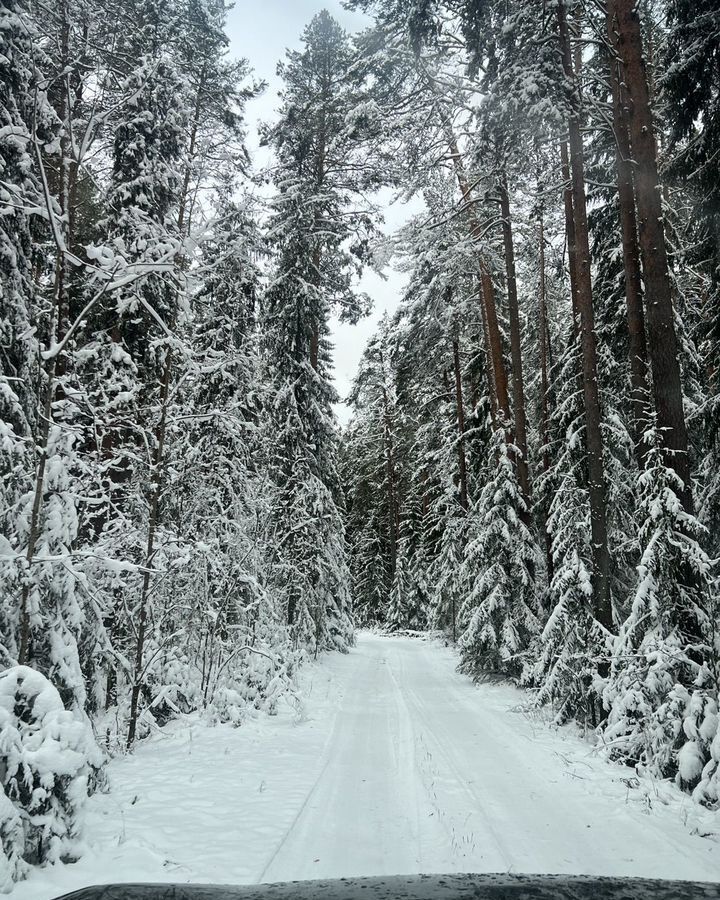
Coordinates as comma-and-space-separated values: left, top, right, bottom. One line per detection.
607, 8, 651, 469
452, 335, 469, 510
557, 0, 612, 631
609, 0, 693, 513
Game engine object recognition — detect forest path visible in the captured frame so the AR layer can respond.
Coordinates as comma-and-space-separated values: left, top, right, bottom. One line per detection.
259, 633, 720, 882
15, 634, 720, 900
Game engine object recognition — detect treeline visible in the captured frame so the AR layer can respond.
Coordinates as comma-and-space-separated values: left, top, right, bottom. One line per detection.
341, 0, 720, 805
0, 0, 368, 794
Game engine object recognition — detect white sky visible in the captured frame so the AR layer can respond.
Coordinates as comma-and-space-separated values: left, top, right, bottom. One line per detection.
225, 1, 418, 421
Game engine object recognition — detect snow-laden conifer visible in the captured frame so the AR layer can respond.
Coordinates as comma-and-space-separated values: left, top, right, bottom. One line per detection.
602, 433, 715, 783
0, 667, 103, 872
458, 432, 541, 679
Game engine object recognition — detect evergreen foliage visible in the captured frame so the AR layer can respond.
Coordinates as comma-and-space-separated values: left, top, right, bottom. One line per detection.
458, 433, 540, 680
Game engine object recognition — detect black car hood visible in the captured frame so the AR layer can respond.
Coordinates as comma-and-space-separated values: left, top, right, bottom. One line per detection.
53, 873, 720, 900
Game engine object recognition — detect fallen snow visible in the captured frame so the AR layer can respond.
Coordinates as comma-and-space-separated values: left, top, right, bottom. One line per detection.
12, 634, 720, 898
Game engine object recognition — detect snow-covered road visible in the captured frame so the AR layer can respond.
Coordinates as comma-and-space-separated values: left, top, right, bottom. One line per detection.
259, 634, 720, 882
15, 634, 720, 898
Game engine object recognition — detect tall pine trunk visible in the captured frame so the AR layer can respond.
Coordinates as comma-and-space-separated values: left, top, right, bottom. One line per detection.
557, 0, 612, 631
607, 8, 651, 469
538, 198, 554, 581
560, 141, 579, 332
609, 0, 693, 513
477, 279, 500, 430
446, 132, 512, 432
499, 171, 531, 505
479, 263, 512, 429
452, 334, 469, 510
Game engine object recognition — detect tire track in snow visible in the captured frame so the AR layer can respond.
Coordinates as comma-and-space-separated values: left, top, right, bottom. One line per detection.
254, 669, 351, 884
256, 647, 421, 881
395, 643, 601, 874
387, 642, 514, 871
383, 652, 424, 866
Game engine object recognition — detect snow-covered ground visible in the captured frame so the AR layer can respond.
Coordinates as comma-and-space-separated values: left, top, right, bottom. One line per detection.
15, 634, 720, 899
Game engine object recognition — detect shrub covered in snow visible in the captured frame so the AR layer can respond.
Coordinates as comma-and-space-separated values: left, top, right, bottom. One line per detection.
685, 690, 720, 806
600, 443, 720, 802
0, 666, 104, 888
0, 789, 26, 893
206, 634, 303, 726
210, 662, 287, 725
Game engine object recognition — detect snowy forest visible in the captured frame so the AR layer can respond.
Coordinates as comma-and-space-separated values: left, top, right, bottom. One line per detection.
1, 0, 720, 888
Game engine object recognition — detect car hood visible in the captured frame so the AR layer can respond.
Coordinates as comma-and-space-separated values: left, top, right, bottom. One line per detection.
53, 873, 720, 900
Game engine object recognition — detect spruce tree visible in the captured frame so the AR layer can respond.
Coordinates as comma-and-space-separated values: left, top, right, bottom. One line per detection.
458, 432, 541, 680
0, 0, 39, 436
262, 11, 380, 651
603, 433, 713, 779
0, 0, 41, 666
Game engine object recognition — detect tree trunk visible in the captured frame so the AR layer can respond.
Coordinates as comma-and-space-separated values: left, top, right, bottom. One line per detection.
446, 132, 512, 433
310, 326, 320, 371
18, 81, 72, 662
127, 355, 172, 747
538, 211, 551, 478
479, 263, 512, 429
18, 358, 56, 665
287, 589, 297, 629
607, 9, 651, 469
381, 381, 400, 578
55, 0, 72, 352
310, 252, 321, 370
310, 74, 327, 374
452, 335, 469, 510
609, 0, 693, 513
477, 278, 499, 429
177, 65, 206, 239
499, 171, 531, 504
557, 0, 612, 631
418, 72, 513, 440
538, 201, 554, 582
560, 141, 580, 333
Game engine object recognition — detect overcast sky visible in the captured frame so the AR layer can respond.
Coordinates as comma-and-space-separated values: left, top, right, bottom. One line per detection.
225, 1, 417, 422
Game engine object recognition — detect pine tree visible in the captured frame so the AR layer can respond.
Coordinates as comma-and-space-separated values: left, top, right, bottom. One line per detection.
609, 0, 694, 514
530, 348, 611, 722
0, 667, 103, 869
430, 515, 467, 641
84, 44, 189, 744
173, 0, 255, 238
344, 318, 402, 622
664, 1, 720, 287
387, 539, 411, 631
